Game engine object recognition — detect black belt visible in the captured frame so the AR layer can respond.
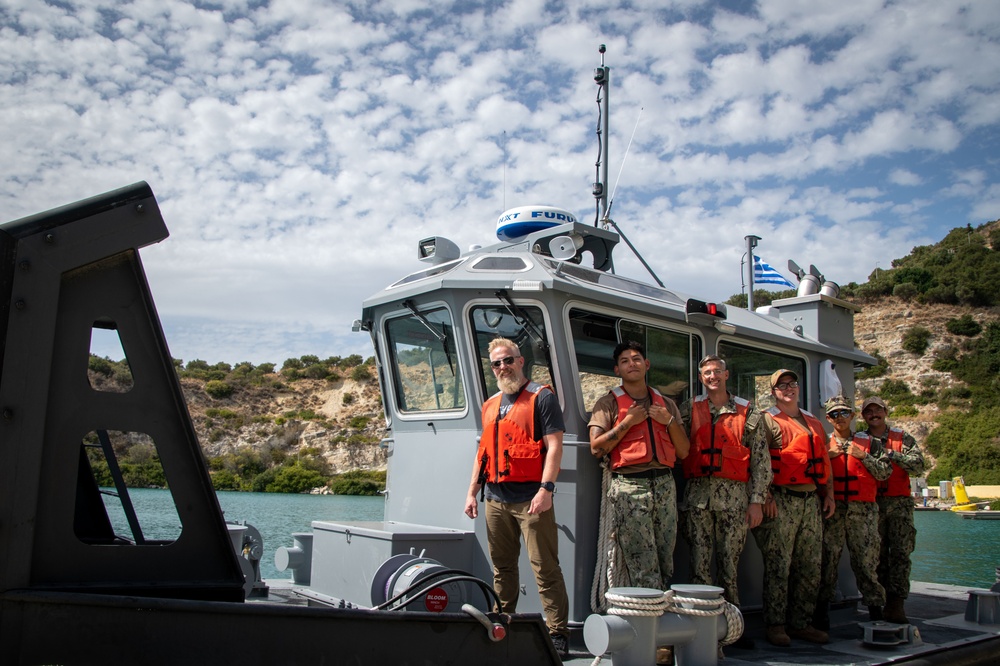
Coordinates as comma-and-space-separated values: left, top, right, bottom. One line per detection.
774, 486, 813, 499
613, 467, 672, 480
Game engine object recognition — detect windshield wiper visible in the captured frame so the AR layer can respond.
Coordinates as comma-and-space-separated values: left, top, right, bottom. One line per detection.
494, 290, 551, 365
402, 299, 455, 377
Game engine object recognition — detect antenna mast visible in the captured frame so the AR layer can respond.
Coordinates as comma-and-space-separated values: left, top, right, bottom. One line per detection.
594, 45, 609, 224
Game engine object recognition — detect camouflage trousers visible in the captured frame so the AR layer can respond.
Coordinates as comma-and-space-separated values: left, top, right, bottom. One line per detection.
877, 496, 916, 598
684, 507, 748, 606
756, 490, 822, 629
819, 500, 885, 607
610, 472, 677, 590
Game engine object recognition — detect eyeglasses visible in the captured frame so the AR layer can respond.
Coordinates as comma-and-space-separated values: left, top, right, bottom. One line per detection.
828, 409, 852, 419
775, 381, 799, 391
490, 355, 519, 369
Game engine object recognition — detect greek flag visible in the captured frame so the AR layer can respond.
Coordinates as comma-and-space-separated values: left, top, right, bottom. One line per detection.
753, 255, 795, 287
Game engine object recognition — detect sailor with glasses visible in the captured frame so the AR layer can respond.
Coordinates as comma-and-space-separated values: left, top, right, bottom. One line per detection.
756, 369, 836, 647
815, 395, 891, 629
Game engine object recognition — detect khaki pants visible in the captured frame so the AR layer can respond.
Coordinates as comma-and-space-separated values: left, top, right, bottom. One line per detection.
485, 499, 569, 635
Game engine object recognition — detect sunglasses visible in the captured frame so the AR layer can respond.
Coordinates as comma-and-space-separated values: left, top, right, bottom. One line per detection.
775, 381, 799, 391
490, 355, 519, 369
828, 409, 852, 419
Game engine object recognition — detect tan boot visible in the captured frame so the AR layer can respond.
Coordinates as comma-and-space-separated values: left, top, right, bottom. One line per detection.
787, 624, 829, 644
655, 646, 673, 665
766, 624, 791, 647
885, 595, 909, 624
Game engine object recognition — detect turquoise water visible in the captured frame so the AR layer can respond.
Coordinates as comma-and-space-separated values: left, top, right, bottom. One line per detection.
105, 487, 385, 580
109, 489, 999, 588
911, 510, 1000, 589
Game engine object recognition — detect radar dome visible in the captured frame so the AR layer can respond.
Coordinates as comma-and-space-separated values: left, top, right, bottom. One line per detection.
496, 205, 577, 241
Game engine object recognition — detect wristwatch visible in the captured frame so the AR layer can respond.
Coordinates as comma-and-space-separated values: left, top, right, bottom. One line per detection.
540, 481, 555, 493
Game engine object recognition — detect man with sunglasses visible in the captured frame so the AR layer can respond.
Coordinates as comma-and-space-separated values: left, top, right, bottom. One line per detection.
464, 338, 570, 657
757, 369, 835, 647
863, 396, 924, 625
815, 395, 891, 629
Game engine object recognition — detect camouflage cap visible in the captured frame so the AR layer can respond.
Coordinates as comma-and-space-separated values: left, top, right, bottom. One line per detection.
825, 395, 854, 414
769, 369, 798, 389
861, 396, 888, 412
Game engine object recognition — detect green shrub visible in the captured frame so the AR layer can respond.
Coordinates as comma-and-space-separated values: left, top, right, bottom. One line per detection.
857, 350, 889, 379
349, 415, 371, 429
89, 355, 114, 376
265, 463, 325, 494
205, 380, 234, 399
342, 392, 355, 405
946, 314, 982, 337
892, 404, 919, 417
893, 282, 919, 301
351, 365, 370, 381
902, 326, 932, 355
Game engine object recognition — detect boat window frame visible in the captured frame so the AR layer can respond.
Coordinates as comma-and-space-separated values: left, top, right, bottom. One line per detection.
562, 300, 702, 422
714, 338, 810, 413
467, 255, 534, 273
380, 300, 470, 420
463, 297, 562, 413
386, 258, 467, 290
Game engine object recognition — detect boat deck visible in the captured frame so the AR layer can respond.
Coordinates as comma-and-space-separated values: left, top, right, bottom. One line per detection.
562, 581, 1000, 665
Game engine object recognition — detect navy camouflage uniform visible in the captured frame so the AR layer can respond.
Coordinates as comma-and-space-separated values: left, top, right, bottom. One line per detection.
818, 431, 892, 609
872, 428, 924, 599
590, 391, 683, 590
679, 395, 771, 607
753, 412, 830, 631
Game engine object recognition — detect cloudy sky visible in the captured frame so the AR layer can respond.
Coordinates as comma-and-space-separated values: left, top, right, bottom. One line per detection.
2, 0, 998, 366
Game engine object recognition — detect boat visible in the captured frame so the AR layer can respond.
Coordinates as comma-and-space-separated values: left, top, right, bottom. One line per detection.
958, 511, 1000, 520
2, 48, 999, 665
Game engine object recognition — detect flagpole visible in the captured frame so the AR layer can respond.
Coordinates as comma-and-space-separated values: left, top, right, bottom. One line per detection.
745, 235, 760, 310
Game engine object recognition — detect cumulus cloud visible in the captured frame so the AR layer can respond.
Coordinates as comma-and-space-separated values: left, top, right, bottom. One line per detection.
0, 0, 997, 364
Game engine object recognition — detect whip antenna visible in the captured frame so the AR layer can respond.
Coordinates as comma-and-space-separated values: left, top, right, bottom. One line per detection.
605, 106, 643, 220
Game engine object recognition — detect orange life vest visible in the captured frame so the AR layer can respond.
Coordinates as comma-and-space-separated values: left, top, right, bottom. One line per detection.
767, 407, 829, 486
609, 386, 676, 470
476, 382, 550, 484
682, 395, 751, 482
877, 428, 910, 497
829, 432, 877, 502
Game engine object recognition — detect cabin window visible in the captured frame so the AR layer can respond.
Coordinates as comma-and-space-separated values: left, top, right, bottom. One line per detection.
385, 307, 466, 413
470, 305, 552, 400
469, 256, 529, 271
388, 258, 465, 289
717, 342, 807, 411
569, 309, 696, 414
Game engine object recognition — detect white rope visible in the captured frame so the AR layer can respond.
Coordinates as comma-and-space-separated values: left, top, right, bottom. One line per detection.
719, 601, 744, 647
590, 461, 626, 613
606, 589, 672, 616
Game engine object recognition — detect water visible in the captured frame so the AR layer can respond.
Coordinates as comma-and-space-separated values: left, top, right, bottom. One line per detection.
911, 510, 1000, 589
106, 488, 385, 580
110, 489, 1000, 589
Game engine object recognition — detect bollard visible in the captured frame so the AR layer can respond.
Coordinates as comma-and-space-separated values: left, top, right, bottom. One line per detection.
274, 532, 314, 585
584, 584, 741, 666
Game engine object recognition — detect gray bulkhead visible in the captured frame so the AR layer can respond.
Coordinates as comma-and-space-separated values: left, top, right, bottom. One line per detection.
335, 221, 876, 625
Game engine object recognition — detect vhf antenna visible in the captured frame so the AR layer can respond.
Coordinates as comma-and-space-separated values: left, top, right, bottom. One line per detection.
592, 45, 665, 288
593, 45, 610, 225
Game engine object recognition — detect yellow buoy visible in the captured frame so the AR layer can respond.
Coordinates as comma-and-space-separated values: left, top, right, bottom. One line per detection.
950, 476, 978, 511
